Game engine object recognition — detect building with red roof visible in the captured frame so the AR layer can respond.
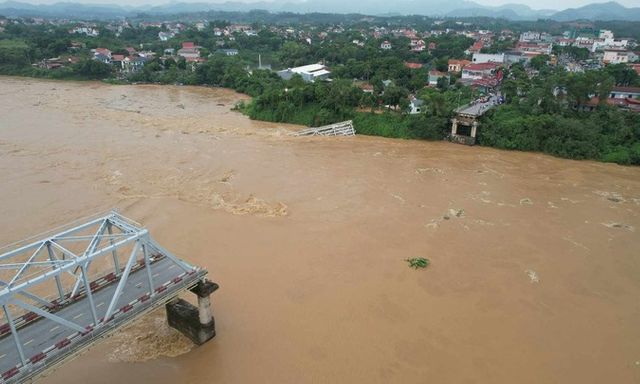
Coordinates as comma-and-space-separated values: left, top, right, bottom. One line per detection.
404, 62, 423, 69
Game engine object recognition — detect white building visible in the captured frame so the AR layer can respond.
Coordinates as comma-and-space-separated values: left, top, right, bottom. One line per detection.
277, 64, 331, 82
380, 41, 392, 50
472, 53, 505, 64
158, 31, 175, 41
70, 26, 99, 37
610, 86, 640, 99
603, 50, 638, 64
408, 98, 424, 114
217, 49, 239, 56
519, 31, 541, 42
593, 38, 629, 52
599, 30, 614, 40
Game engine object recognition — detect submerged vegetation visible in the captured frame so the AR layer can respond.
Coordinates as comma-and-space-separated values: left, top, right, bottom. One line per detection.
406, 257, 430, 269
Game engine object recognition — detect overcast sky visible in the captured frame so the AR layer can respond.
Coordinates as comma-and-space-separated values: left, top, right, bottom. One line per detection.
11, 0, 640, 11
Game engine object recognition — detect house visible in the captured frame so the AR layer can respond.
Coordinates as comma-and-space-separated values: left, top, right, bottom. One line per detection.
472, 53, 505, 64
465, 41, 484, 55
277, 64, 331, 82
69, 41, 84, 50
93, 54, 111, 64
158, 31, 175, 41
504, 51, 531, 65
583, 96, 640, 112
92, 48, 112, 63
428, 42, 437, 51
428, 70, 449, 87
408, 98, 424, 114
574, 37, 595, 50
357, 83, 374, 94
603, 50, 638, 64
630, 64, 640, 76
178, 42, 201, 60
404, 62, 423, 70
111, 54, 125, 69
610, 86, 640, 99
448, 59, 471, 73
35, 57, 65, 70
471, 77, 500, 94
217, 49, 239, 56
410, 39, 425, 52
519, 31, 541, 42
70, 26, 99, 37
380, 41, 392, 50
515, 42, 552, 56
462, 63, 498, 80
555, 37, 575, 47
123, 56, 147, 73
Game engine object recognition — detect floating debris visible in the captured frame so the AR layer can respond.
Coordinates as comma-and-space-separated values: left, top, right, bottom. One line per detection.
602, 222, 635, 232
525, 269, 540, 283
444, 208, 464, 220
593, 191, 626, 203
520, 198, 533, 206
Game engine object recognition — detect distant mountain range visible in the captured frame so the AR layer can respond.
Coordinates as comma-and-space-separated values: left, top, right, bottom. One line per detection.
0, 0, 639, 21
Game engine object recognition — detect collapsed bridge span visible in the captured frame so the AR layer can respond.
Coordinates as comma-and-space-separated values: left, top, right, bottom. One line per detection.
0, 211, 218, 383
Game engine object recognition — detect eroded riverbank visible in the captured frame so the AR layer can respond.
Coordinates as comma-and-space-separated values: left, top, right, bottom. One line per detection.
1, 77, 640, 383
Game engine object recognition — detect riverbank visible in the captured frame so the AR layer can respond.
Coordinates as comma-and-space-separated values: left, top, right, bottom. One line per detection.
4, 67, 639, 166
2, 77, 640, 383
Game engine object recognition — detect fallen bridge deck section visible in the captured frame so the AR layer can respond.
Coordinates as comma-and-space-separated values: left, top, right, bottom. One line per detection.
0, 211, 214, 383
294, 120, 355, 137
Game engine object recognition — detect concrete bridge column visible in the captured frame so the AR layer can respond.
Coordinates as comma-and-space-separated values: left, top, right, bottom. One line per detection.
166, 279, 219, 345
471, 121, 478, 138
451, 118, 458, 136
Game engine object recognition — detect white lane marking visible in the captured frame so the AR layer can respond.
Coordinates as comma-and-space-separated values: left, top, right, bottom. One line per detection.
0, 353, 6, 360
73, 313, 84, 320
152, 273, 160, 278
49, 325, 60, 333
97, 302, 105, 308
135, 283, 142, 288
24, 339, 33, 346
168, 265, 175, 270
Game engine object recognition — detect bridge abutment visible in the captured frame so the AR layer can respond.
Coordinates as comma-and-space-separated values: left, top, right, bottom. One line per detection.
166, 279, 219, 345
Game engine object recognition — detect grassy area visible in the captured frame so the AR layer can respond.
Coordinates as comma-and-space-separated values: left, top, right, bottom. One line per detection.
0, 39, 29, 49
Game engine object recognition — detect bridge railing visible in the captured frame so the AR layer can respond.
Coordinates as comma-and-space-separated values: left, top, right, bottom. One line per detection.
0, 212, 200, 371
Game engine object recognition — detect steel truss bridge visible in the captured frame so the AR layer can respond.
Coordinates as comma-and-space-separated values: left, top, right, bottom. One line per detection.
0, 212, 211, 383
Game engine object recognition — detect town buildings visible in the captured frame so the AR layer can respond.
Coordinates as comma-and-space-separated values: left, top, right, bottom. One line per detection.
277, 64, 331, 82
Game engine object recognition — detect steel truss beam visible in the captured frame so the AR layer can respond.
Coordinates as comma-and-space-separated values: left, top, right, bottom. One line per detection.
0, 211, 199, 373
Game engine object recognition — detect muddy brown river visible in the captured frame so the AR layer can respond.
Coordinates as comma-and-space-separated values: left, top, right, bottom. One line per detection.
1, 76, 640, 383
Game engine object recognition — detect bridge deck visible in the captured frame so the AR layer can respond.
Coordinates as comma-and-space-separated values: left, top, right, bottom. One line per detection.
0, 256, 205, 382
0, 211, 209, 383
455, 95, 499, 118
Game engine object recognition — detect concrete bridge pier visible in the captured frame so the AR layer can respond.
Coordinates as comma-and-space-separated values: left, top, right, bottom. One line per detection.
471, 121, 478, 138
166, 279, 219, 345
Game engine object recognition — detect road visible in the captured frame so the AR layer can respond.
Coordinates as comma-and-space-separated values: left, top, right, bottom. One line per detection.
0, 257, 187, 374
457, 95, 499, 117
